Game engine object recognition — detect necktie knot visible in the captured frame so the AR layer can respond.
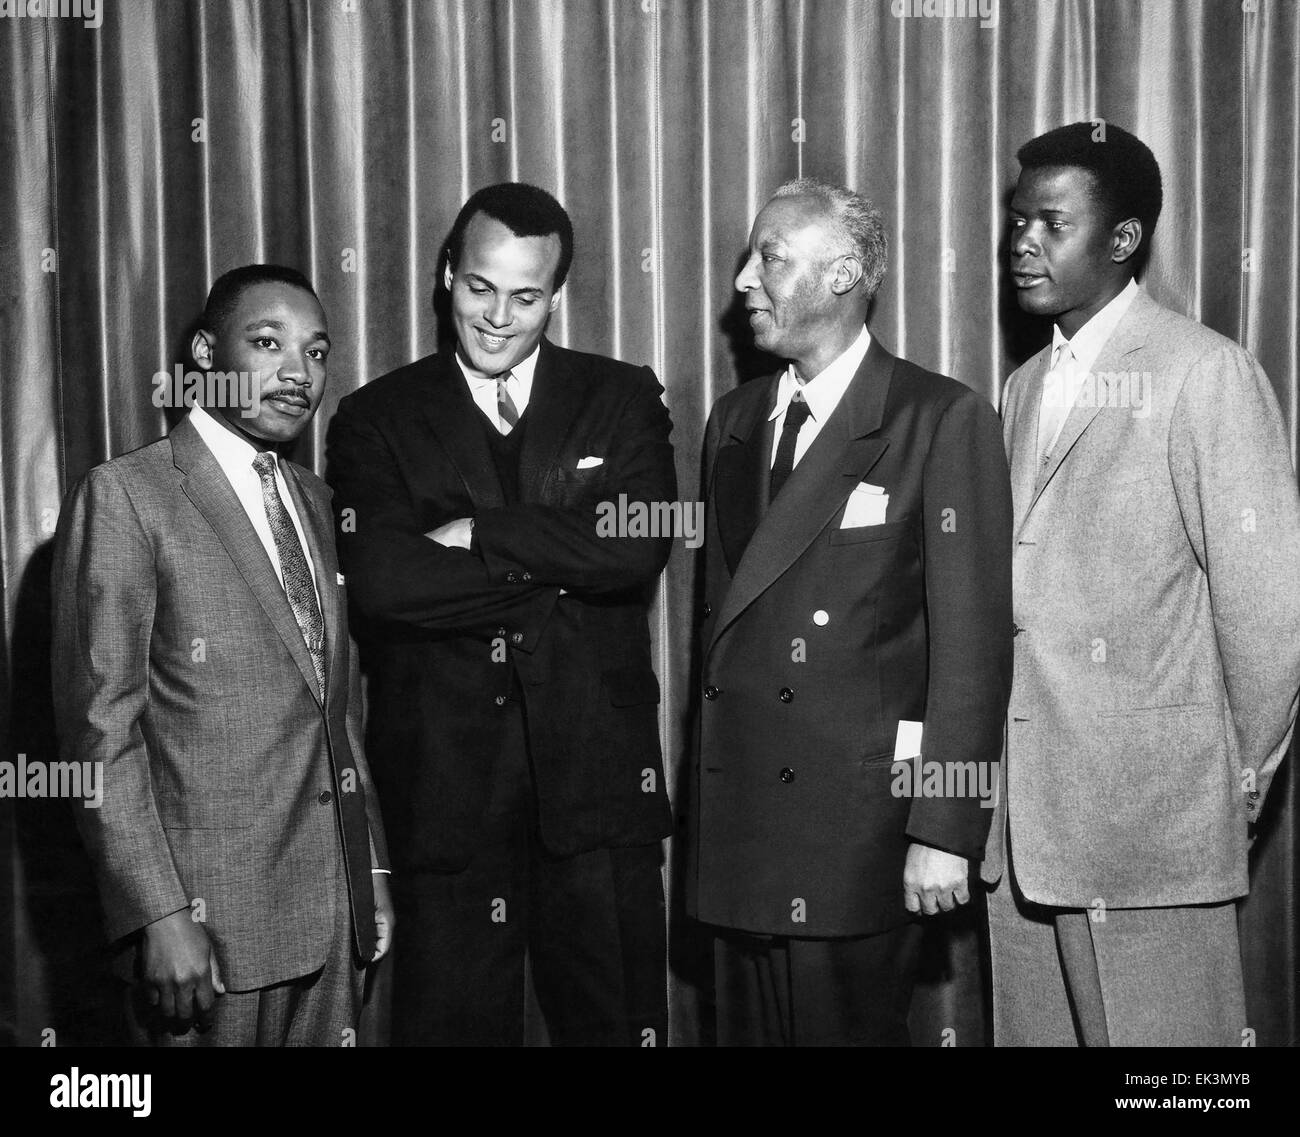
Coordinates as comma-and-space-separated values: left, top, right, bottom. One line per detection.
784, 394, 813, 429
252, 451, 277, 480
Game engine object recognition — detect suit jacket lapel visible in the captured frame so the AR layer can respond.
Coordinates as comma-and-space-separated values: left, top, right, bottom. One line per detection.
713, 387, 773, 577
281, 462, 345, 703
1006, 348, 1048, 533
1023, 288, 1154, 519
170, 418, 323, 703
420, 352, 507, 510
519, 339, 586, 503
709, 336, 895, 655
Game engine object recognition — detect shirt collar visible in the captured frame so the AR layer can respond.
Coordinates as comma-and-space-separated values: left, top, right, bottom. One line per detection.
769, 324, 873, 423
189, 402, 271, 478
1052, 278, 1139, 373
455, 341, 541, 400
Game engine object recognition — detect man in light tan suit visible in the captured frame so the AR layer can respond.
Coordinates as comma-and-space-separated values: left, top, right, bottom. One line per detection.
984, 122, 1300, 1046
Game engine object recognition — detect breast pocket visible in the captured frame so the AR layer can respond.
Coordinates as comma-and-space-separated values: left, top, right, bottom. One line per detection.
551, 464, 608, 506
828, 518, 914, 546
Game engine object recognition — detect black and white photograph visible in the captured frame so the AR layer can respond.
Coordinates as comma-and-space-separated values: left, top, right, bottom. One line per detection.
0, 0, 1296, 1116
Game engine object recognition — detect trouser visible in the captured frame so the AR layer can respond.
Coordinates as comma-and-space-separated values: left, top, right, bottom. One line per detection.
713, 921, 924, 1046
127, 856, 364, 1047
986, 861, 1246, 1046
391, 701, 667, 1046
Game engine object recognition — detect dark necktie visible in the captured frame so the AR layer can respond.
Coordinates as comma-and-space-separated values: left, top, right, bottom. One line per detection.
252, 452, 326, 698
769, 391, 813, 503
496, 371, 520, 432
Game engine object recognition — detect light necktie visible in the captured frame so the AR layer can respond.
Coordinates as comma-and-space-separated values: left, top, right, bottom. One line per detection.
251, 452, 326, 698
1037, 342, 1075, 464
769, 390, 813, 503
496, 371, 520, 432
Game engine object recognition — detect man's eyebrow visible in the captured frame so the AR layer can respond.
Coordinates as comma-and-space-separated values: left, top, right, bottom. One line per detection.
242, 318, 331, 346
464, 272, 544, 297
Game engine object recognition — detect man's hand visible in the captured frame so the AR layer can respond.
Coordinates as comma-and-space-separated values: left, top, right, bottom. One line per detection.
425, 518, 473, 550
371, 873, 395, 963
141, 907, 225, 1022
903, 842, 970, 916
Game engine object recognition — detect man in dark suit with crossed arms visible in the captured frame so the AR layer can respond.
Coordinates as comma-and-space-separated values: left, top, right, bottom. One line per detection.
329, 183, 676, 1046
688, 179, 1013, 1045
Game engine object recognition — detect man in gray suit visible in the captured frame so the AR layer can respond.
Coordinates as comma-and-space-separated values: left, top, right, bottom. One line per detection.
52, 265, 393, 1046
985, 122, 1300, 1045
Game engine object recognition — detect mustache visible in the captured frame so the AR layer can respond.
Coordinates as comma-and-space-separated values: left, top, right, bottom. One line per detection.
263, 386, 312, 406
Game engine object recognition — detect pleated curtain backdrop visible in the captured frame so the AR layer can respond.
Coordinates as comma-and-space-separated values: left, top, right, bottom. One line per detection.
1, 0, 1297, 1046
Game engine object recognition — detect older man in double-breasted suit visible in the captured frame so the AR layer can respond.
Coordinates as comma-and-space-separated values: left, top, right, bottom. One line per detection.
688, 178, 1013, 1045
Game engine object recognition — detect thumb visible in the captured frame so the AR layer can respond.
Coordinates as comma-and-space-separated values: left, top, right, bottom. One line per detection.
209, 949, 226, 996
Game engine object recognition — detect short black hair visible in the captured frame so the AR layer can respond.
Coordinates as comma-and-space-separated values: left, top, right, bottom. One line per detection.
200, 264, 318, 336
1017, 121, 1163, 259
445, 183, 574, 290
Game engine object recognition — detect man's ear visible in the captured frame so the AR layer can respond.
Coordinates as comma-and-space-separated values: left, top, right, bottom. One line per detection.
191, 327, 216, 372
443, 262, 454, 291
548, 286, 564, 314
829, 254, 865, 297
1112, 217, 1142, 265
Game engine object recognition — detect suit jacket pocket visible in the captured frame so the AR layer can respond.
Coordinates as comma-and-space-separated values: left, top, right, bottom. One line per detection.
829, 518, 913, 546
602, 665, 661, 707
552, 465, 608, 503
156, 790, 253, 830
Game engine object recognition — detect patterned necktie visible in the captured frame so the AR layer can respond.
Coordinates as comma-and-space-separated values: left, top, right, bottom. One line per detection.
769, 390, 813, 502
496, 371, 520, 432
251, 452, 326, 698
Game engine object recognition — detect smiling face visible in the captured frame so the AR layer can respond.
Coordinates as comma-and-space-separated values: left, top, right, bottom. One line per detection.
1009, 165, 1139, 338
444, 212, 562, 376
192, 281, 329, 445
735, 196, 844, 372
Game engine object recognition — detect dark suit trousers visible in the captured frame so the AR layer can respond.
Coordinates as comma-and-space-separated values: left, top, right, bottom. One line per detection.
714, 922, 923, 1046
391, 700, 667, 1046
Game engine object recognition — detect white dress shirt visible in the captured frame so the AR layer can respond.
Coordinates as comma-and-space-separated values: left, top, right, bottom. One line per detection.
456, 343, 540, 433
188, 403, 321, 606
1037, 278, 1139, 458
768, 324, 873, 468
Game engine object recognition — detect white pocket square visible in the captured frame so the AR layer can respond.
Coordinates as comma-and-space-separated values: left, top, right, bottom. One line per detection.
577, 456, 604, 469
336, 572, 346, 585
841, 482, 889, 528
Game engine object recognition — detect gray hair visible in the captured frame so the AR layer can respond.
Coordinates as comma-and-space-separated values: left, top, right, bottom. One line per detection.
772, 177, 888, 299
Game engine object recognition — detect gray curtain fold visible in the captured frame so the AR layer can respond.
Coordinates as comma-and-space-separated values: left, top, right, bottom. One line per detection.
1, 0, 1296, 1046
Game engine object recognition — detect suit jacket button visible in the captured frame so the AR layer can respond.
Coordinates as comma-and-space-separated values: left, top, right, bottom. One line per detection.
318, 790, 333, 805
494, 695, 507, 706
779, 767, 795, 783
506, 572, 518, 583
702, 602, 712, 618
778, 687, 794, 703
521, 571, 533, 582
510, 632, 524, 645
1249, 790, 1260, 799
1012, 623, 1024, 637
496, 626, 508, 638
703, 685, 720, 700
